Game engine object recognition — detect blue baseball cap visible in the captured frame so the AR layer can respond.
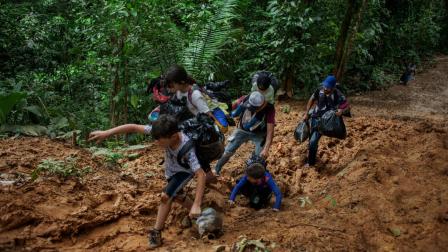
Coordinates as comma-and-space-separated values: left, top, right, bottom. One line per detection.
322, 75, 337, 89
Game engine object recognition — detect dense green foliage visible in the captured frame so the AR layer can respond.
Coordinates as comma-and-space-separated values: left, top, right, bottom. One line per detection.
1, 0, 447, 140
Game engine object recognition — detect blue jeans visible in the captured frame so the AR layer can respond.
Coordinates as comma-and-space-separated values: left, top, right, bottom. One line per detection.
308, 118, 321, 166
214, 128, 266, 175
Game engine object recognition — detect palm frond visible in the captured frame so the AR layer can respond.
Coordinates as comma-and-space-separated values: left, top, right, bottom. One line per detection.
181, 0, 241, 81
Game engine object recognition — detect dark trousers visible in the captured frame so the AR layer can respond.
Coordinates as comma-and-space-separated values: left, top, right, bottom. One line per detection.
240, 182, 272, 210
308, 118, 322, 166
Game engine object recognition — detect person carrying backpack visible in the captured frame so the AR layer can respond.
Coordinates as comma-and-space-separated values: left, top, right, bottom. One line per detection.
229, 155, 282, 211
146, 77, 173, 104
303, 75, 349, 167
214, 91, 275, 176
146, 76, 176, 122
88, 115, 206, 249
251, 71, 279, 104
164, 65, 229, 133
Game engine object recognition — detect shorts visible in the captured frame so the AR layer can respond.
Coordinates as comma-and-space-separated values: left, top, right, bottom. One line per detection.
164, 172, 193, 199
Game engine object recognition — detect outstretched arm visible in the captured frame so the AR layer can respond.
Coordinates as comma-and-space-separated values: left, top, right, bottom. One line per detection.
229, 176, 248, 202
88, 124, 147, 144
304, 97, 316, 121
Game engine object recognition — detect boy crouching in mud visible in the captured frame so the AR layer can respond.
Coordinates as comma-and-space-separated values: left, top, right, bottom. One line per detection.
229, 155, 282, 211
89, 115, 206, 249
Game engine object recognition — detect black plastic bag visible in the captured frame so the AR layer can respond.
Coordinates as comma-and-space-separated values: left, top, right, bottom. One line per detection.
294, 121, 309, 143
159, 96, 194, 123
205, 80, 230, 92
178, 114, 224, 171
318, 110, 347, 139
180, 113, 222, 145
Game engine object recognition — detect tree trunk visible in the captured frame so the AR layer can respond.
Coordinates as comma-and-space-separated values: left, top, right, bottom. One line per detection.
334, 0, 367, 81
110, 31, 124, 128
110, 45, 120, 128
277, 69, 294, 99
285, 71, 294, 98
123, 47, 129, 142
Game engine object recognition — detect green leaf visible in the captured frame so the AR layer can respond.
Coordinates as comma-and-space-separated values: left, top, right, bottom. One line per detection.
50, 117, 69, 130
181, 0, 241, 80
120, 144, 147, 151
127, 153, 141, 160
388, 227, 401, 237
19, 125, 48, 136
0, 124, 48, 136
325, 195, 337, 207
24, 105, 43, 118
130, 95, 139, 109
0, 92, 27, 123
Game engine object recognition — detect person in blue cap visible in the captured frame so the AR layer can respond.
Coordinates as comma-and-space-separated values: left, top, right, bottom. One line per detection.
303, 75, 349, 167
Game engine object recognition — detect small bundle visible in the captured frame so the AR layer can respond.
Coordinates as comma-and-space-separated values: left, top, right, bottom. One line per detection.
196, 208, 223, 239
294, 121, 310, 143
318, 110, 347, 139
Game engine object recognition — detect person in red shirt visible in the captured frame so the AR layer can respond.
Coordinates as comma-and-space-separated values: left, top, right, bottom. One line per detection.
214, 91, 275, 175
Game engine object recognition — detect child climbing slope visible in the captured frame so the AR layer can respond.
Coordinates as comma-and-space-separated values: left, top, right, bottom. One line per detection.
229, 155, 282, 211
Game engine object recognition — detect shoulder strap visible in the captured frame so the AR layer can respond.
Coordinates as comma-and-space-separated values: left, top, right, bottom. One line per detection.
177, 139, 196, 169
187, 88, 196, 109
314, 89, 321, 99
333, 88, 340, 103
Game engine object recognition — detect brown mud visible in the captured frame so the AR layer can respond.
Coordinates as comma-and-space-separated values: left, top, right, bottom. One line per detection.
1, 56, 448, 251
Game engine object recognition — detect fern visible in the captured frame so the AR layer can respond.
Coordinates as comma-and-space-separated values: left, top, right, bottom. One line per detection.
0, 92, 27, 124
181, 0, 241, 81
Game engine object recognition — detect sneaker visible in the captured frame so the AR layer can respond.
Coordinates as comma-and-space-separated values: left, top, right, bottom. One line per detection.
148, 229, 162, 249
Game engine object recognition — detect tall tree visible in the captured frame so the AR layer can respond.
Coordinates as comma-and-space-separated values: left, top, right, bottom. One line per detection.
334, 0, 367, 81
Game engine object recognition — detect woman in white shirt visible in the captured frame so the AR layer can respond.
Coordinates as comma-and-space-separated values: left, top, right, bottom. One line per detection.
164, 65, 229, 133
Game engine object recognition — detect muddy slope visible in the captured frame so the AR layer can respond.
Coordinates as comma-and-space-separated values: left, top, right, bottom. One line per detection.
1, 57, 447, 251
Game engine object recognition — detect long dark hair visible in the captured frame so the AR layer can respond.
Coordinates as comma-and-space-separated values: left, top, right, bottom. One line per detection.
164, 65, 195, 86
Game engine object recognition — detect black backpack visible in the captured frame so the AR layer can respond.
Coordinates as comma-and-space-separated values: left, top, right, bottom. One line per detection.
177, 113, 224, 172
251, 71, 279, 93
159, 95, 194, 123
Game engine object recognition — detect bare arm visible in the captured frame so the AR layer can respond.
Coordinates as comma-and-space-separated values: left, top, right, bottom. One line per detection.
304, 97, 316, 120
189, 168, 206, 218
260, 123, 274, 159
336, 102, 350, 116
88, 124, 147, 143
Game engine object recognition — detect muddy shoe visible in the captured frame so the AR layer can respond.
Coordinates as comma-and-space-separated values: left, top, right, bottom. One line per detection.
148, 229, 162, 249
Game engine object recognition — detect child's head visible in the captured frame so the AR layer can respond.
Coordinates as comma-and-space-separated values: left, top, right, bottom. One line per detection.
151, 114, 180, 148
246, 163, 265, 184
254, 72, 271, 91
245, 155, 267, 184
164, 65, 195, 92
